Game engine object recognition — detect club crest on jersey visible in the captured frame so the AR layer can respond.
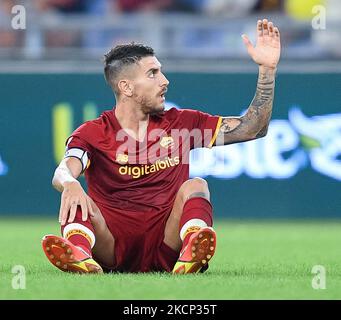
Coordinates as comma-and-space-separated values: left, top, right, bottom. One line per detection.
160, 136, 174, 149
116, 153, 129, 164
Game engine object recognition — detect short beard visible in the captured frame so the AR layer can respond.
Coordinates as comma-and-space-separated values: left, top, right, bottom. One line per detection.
136, 94, 164, 115
149, 108, 165, 116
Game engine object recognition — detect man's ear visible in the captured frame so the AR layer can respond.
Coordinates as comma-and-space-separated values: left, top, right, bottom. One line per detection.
118, 79, 133, 97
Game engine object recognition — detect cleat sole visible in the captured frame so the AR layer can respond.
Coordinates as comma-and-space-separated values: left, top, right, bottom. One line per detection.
42, 235, 103, 274
173, 227, 216, 274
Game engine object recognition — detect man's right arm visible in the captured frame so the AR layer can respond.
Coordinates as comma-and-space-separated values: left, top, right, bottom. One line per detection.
52, 157, 93, 225
52, 157, 82, 192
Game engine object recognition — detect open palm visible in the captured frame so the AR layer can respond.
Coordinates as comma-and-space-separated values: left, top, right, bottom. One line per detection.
242, 19, 281, 69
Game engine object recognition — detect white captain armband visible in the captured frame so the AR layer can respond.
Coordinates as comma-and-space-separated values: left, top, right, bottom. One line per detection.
64, 148, 90, 173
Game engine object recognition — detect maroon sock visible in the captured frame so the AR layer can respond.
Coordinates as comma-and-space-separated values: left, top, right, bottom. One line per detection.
179, 197, 213, 247
61, 206, 95, 256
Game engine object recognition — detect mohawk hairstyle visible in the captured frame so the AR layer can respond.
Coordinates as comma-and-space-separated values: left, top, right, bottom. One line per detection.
103, 43, 154, 95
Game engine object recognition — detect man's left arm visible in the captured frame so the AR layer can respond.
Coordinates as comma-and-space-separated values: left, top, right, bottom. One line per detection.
213, 19, 281, 146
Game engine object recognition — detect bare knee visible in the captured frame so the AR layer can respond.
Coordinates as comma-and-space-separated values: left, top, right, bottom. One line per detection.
179, 177, 210, 202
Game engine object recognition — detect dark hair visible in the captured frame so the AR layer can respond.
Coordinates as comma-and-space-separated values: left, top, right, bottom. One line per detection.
104, 43, 154, 95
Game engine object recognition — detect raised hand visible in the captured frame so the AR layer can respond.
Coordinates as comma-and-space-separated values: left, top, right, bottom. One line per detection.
242, 19, 281, 69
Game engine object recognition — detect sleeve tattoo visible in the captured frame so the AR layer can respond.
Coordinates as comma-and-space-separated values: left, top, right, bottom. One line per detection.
214, 68, 275, 146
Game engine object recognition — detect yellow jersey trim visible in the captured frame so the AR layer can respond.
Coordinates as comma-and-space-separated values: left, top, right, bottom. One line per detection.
208, 117, 222, 148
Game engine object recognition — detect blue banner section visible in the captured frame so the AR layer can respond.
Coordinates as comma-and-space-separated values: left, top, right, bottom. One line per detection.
0, 73, 340, 217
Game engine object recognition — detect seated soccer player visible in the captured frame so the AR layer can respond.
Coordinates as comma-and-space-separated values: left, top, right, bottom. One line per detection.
42, 19, 280, 274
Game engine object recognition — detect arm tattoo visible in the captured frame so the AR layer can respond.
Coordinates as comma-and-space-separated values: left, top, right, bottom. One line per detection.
252, 71, 275, 108
255, 124, 269, 139
215, 68, 275, 146
219, 118, 242, 134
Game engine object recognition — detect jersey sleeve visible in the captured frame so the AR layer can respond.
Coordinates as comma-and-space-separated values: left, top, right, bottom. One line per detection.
178, 109, 222, 149
64, 125, 93, 174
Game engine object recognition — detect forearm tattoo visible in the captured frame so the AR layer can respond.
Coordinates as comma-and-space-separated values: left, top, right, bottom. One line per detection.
219, 118, 242, 134
252, 70, 275, 108
215, 68, 275, 145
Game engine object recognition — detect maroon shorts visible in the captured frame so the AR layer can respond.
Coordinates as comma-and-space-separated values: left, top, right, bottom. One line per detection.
97, 205, 180, 273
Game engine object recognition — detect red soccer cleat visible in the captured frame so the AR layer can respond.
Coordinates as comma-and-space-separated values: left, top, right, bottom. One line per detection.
172, 227, 216, 274
41, 235, 103, 274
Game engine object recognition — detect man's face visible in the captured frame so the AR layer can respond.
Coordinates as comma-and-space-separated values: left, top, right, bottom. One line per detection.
130, 56, 169, 114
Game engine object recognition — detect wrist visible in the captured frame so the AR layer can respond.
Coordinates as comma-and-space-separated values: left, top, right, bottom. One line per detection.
62, 179, 79, 188
259, 65, 277, 74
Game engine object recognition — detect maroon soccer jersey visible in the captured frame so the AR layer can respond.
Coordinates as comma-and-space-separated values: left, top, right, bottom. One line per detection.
65, 107, 221, 215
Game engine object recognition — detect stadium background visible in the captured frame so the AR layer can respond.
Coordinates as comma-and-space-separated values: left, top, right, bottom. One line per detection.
0, 0, 340, 300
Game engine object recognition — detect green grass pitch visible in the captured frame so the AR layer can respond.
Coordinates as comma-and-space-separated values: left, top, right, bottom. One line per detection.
0, 217, 340, 299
